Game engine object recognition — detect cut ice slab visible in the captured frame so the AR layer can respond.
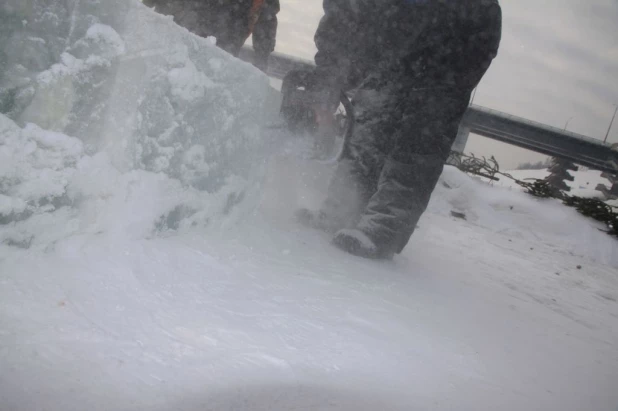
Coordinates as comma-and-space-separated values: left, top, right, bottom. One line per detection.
1, 0, 286, 252
1, 0, 281, 189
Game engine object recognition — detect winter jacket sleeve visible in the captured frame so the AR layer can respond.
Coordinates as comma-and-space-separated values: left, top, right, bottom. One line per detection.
252, 0, 279, 68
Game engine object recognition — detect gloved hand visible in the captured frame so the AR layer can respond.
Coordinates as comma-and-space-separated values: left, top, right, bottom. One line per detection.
280, 69, 342, 138
304, 68, 343, 114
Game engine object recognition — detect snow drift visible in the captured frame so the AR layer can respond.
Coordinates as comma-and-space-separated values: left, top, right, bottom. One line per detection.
2, 160, 617, 411
0, 0, 280, 253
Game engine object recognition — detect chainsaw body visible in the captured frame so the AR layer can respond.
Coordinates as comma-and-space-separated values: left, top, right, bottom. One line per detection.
279, 69, 354, 162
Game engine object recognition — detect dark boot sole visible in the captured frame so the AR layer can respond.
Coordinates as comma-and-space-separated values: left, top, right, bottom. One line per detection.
332, 229, 394, 260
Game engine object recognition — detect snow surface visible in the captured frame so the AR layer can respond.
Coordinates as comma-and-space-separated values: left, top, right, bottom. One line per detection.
496, 168, 615, 200
2, 1, 618, 410
2, 158, 618, 411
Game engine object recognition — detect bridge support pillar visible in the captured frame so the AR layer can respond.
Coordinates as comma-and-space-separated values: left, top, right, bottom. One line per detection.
452, 125, 470, 153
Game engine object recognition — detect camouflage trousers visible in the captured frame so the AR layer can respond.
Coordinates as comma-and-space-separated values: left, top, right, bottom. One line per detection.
322, 74, 470, 255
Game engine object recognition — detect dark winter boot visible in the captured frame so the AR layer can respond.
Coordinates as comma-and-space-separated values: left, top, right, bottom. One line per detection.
332, 228, 395, 259
295, 208, 343, 234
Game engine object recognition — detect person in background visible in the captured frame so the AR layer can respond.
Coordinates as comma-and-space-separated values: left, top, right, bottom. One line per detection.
298, 0, 503, 259
143, 0, 279, 71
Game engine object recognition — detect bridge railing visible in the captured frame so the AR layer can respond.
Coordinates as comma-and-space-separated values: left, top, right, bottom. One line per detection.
463, 105, 618, 173
239, 48, 618, 174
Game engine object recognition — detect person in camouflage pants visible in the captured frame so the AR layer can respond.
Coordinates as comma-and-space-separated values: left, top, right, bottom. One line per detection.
143, 0, 279, 71
298, 0, 502, 259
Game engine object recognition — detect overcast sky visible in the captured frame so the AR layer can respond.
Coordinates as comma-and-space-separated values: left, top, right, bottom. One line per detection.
269, 0, 618, 169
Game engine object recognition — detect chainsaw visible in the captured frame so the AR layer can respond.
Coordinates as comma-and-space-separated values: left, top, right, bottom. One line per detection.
270, 69, 354, 163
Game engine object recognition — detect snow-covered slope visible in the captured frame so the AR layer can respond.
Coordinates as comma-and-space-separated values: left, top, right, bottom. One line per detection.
2, 160, 618, 411
0, 0, 280, 253
1, 1, 618, 410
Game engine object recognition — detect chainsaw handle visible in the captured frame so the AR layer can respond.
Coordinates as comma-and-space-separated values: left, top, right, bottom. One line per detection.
337, 90, 354, 161
280, 69, 355, 162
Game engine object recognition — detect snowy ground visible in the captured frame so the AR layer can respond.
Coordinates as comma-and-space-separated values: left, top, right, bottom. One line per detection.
495, 167, 615, 201
2, 1, 618, 410
2, 159, 618, 411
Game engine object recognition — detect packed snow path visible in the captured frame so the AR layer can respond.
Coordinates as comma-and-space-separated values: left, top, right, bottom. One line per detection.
1, 1, 618, 410
2, 162, 618, 411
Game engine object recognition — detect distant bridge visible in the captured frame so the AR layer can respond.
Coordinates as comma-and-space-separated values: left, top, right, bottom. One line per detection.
239, 49, 618, 174
460, 106, 618, 173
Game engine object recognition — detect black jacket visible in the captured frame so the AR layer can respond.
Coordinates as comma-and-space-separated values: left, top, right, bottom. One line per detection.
314, 0, 502, 93
143, 0, 279, 59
